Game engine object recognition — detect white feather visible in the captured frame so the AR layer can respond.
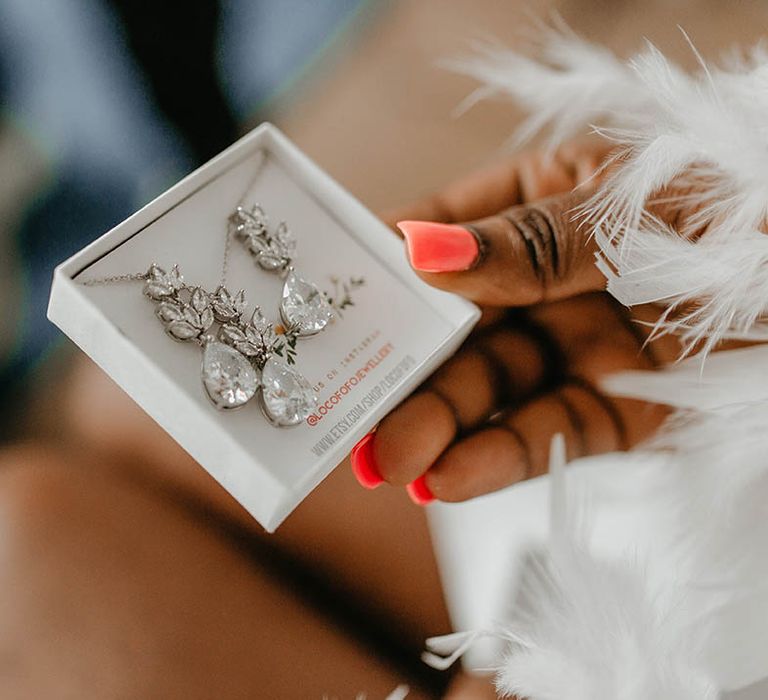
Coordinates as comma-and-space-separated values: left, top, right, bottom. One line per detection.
594, 219, 768, 357
444, 27, 655, 151
437, 25, 768, 695
585, 41, 768, 355
603, 344, 768, 410
423, 436, 718, 699
649, 404, 768, 577
450, 27, 768, 356
422, 631, 490, 671
639, 404, 768, 690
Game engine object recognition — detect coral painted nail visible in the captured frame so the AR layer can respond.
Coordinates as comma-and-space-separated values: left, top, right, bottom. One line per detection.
406, 474, 435, 505
350, 432, 384, 489
397, 221, 479, 273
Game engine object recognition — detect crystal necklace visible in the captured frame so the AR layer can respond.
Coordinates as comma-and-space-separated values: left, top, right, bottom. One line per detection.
79, 165, 364, 427
83, 263, 317, 426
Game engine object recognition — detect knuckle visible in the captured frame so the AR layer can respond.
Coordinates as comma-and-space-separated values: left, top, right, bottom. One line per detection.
502, 203, 563, 287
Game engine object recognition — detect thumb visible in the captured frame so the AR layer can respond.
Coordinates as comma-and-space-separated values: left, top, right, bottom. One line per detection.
397, 188, 605, 307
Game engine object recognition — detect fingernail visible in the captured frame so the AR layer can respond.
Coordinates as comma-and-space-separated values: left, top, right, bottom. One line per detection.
406, 474, 435, 505
350, 432, 384, 489
397, 220, 479, 273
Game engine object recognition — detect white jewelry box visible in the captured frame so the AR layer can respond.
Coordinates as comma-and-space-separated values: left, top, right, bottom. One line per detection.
47, 123, 479, 532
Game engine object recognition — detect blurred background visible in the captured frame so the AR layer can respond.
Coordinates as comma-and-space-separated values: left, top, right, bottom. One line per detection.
3, 0, 768, 436
2, 1, 768, 697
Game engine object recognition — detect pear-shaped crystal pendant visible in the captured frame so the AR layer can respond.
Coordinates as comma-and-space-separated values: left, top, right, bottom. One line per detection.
280, 269, 334, 337
259, 356, 317, 426
201, 339, 260, 410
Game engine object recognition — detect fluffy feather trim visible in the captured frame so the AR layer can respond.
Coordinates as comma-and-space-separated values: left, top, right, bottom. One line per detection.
450, 28, 768, 356
445, 25, 656, 151
638, 403, 768, 690
423, 436, 718, 700
603, 344, 768, 410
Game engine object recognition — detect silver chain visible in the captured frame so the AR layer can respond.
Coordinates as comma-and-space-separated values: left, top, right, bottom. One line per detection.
80, 157, 264, 289
220, 223, 233, 289
80, 271, 149, 286
235, 158, 262, 209
221, 160, 263, 288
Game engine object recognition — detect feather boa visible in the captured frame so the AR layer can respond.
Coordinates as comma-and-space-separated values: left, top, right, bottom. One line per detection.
644, 403, 768, 690
603, 343, 768, 410
450, 28, 768, 356
422, 27, 768, 698
424, 437, 719, 699
424, 420, 768, 695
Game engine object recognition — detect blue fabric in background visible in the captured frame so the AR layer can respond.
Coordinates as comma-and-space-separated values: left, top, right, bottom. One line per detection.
0, 0, 192, 383
218, 0, 367, 118
0, 0, 369, 407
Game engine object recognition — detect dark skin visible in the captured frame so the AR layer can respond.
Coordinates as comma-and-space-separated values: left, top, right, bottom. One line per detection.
371, 139, 682, 503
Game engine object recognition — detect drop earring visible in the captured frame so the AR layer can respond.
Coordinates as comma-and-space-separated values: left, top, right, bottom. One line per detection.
229, 205, 336, 337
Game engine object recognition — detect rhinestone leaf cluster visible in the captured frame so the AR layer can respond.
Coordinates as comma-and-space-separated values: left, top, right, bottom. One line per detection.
230, 205, 297, 274
144, 265, 216, 342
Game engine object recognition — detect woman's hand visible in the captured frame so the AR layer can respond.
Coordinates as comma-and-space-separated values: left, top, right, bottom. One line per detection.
351, 140, 678, 504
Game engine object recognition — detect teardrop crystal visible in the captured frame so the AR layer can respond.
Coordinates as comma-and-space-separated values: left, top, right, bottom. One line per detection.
280, 269, 334, 337
201, 340, 260, 410
259, 356, 316, 427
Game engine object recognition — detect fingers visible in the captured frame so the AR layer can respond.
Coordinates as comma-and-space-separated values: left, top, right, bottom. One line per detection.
356, 376, 637, 504
407, 374, 666, 503
351, 296, 670, 503
383, 140, 614, 309
387, 139, 617, 308
420, 379, 637, 502
410, 326, 669, 503
399, 188, 606, 306
357, 321, 559, 488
